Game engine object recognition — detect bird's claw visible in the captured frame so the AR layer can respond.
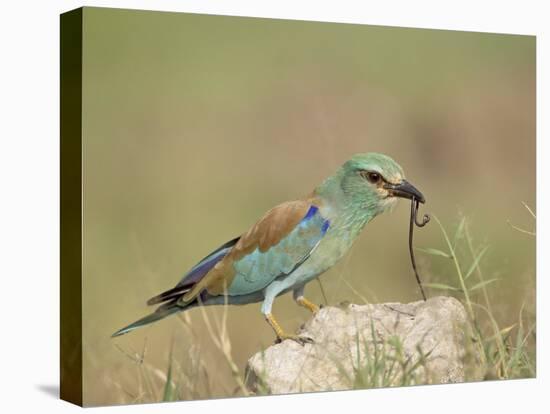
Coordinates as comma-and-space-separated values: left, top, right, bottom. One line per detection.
276, 334, 314, 346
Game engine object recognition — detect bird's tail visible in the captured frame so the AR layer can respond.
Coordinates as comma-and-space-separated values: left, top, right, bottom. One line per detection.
111, 301, 183, 338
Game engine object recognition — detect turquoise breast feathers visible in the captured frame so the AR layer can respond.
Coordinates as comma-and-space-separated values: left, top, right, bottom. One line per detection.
228, 205, 330, 295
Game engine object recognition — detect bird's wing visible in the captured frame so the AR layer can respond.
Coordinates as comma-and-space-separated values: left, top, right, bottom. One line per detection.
181, 200, 330, 302
146, 236, 240, 306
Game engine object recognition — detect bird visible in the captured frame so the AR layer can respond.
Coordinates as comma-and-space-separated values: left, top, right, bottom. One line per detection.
112, 152, 425, 344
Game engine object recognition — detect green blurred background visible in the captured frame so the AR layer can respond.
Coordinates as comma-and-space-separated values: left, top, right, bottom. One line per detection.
81, 7, 535, 405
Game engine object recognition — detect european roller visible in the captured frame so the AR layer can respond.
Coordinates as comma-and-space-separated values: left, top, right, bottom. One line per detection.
112, 153, 425, 344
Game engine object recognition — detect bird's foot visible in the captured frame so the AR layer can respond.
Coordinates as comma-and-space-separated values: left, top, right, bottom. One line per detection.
297, 297, 320, 315
266, 313, 314, 346
275, 333, 314, 346
265, 313, 313, 346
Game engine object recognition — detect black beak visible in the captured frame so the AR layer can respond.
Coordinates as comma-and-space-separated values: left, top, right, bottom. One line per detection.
384, 180, 426, 204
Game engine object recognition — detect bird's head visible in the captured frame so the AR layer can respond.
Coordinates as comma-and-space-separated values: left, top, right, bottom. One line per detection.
321, 153, 425, 217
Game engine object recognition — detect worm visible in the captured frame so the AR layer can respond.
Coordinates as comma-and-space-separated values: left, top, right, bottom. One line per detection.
409, 197, 430, 301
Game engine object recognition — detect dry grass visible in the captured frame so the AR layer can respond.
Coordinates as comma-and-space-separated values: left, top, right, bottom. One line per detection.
106, 208, 536, 404
418, 205, 536, 381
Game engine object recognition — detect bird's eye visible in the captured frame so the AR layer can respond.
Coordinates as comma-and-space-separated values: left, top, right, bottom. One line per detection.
360, 171, 382, 184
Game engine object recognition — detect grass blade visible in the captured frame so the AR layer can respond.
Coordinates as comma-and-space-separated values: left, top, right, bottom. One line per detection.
484, 324, 517, 343
162, 339, 177, 402
453, 216, 466, 250
415, 247, 453, 259
522, 202, 536, 219
464, 246, 489, 280
423, 282, 461, 291
469, 278, 499, 292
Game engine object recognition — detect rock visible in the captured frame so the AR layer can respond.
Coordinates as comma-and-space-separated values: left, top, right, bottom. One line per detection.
246, 296, 476, 394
